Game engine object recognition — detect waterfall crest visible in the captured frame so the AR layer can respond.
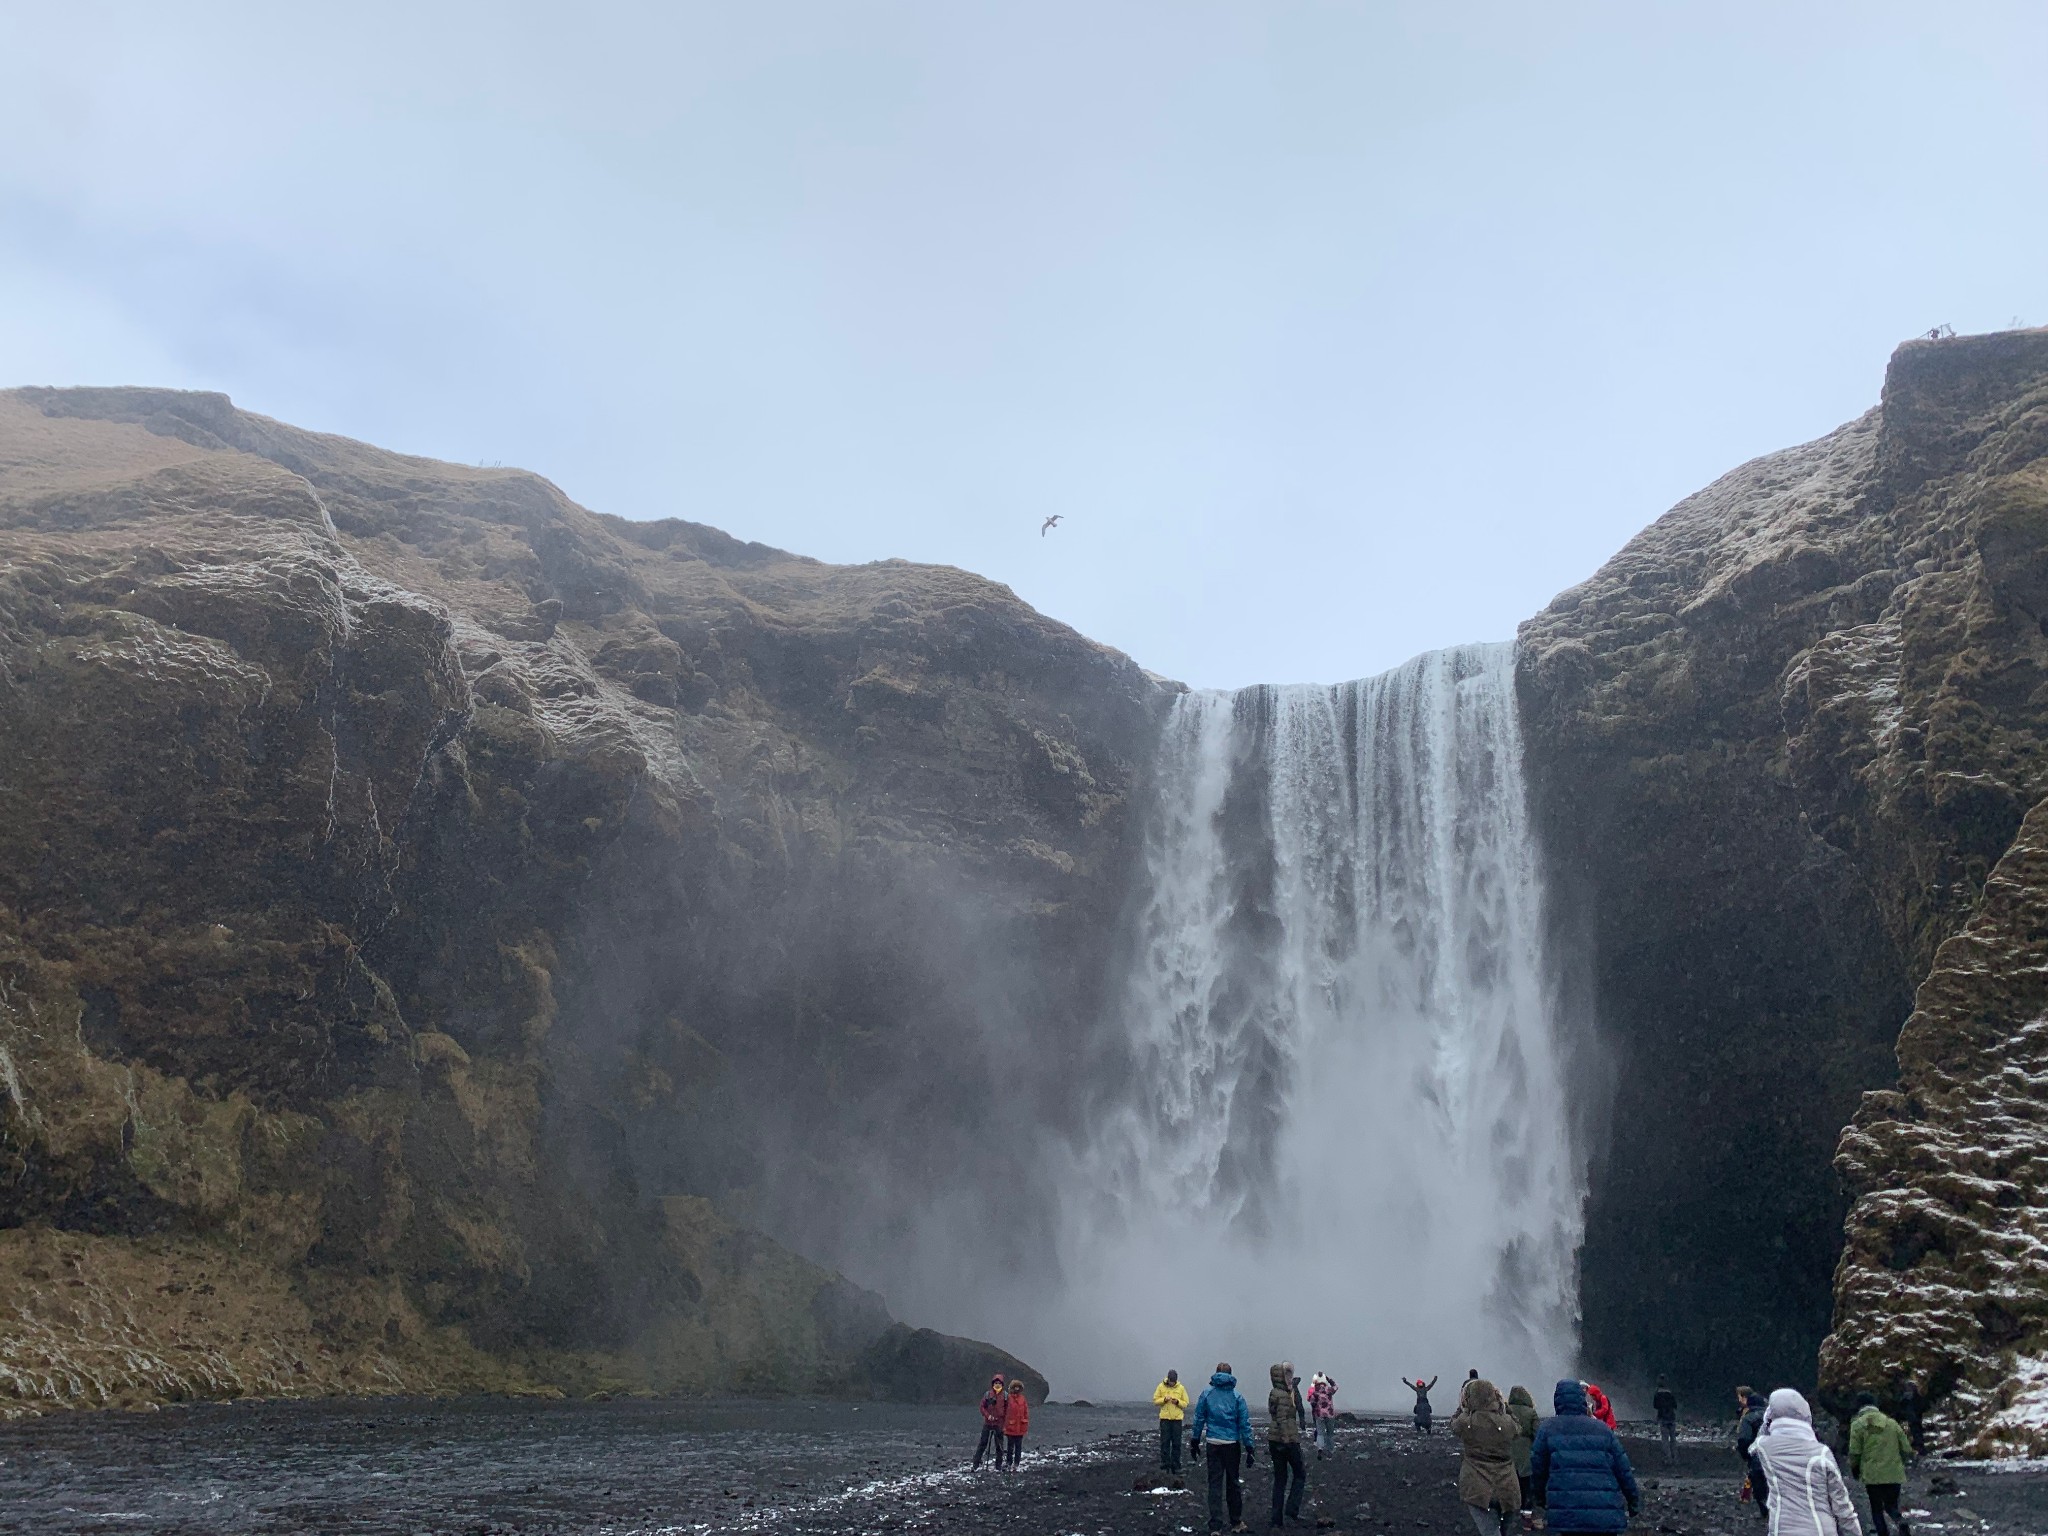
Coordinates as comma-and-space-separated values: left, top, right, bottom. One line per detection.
1055, 642, 1583, 1398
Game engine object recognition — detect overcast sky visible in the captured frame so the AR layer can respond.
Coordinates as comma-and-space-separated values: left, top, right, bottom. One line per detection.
4, 3, 2044, 687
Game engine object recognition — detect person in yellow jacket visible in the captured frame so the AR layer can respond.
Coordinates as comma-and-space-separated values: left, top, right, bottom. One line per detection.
1155, 1369, 1191, 1472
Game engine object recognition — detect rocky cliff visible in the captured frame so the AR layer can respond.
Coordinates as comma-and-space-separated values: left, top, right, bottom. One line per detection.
0, 386, 1141, 1412
8, 335, 2048, 1443
1519, 329, 2048, 1444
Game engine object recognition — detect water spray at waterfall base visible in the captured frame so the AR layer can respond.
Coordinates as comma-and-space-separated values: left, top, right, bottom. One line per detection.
1034, 643, 1586, 1405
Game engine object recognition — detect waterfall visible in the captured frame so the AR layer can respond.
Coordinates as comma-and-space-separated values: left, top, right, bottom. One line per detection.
1051, 642, 1583, 1400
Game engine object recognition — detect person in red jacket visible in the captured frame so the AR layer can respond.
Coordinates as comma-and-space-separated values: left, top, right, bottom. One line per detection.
1583, 1382, 1618, 1430
1002, 1378, 1031, 1469
974, 1374, 1007, 1470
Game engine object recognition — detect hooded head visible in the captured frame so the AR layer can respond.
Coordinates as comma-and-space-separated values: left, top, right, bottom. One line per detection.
991, 1374, 1005, 1389
1762, 1388, 1812, 1437
1509, 1385, 1535, 1409
1211, 1367, 1236, 1389
1462, 1378, 1504, 1412
1271, 1363, 1291, 1389
1553, 1379, 1589, 1416
1166, 1370, 1178, 1387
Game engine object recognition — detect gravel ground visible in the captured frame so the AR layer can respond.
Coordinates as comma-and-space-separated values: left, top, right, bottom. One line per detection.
0, 1398, 2039, 1536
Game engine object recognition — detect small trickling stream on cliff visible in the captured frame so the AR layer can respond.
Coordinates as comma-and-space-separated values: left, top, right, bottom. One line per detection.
1052, 643, 1584, 1397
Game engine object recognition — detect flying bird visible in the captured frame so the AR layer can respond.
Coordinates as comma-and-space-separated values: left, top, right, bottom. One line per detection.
1041, 515, 1062, 537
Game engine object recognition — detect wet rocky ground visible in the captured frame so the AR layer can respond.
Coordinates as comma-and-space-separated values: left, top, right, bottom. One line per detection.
0, 1399, 2040, 1535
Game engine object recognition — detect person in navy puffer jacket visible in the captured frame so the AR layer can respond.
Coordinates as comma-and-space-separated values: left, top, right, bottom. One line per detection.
1532, 1379, 1640, 1534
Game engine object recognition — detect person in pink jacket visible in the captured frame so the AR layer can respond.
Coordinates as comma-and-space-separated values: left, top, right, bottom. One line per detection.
1307, 1373, 1339, 1457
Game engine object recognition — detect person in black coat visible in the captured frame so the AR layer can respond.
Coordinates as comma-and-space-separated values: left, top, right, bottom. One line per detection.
1896, 1380, 1926, 1458
1652, 1379, 1678, 1467
1531, 1379, 1639, 1535
1735, 1389, 1769, 1518
1402, 1375, 1439, 1434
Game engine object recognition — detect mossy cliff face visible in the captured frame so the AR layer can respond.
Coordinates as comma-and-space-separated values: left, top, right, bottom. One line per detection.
0, 388, 1129, 1412
1518, 330, 2048, 1437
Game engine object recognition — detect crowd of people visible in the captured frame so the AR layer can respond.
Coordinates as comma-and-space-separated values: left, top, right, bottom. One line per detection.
971, 1365, 1928, 1536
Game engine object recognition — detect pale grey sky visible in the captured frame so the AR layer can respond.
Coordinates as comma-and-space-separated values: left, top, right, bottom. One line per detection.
4, 2, 2043, 687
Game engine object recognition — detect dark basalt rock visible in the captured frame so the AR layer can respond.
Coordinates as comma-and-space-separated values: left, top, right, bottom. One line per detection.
1518, 329, 2048, 1432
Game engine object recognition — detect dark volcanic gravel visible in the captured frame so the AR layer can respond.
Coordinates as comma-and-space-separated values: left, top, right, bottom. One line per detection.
0, 1398, 2041, 1536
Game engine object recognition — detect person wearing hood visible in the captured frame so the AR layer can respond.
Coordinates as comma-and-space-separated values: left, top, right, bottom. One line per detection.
1450, 1378, 1524, 1536
1156, 1369, 1192, 1473
1001, 1377, 1030, 1469
1847, 1391, 1913, 1536
1265, 1364, 1308, 1528
1190, 1362, 1256, 1534
1506, 1385, 1541, 1511
1307, 1372, 1339, 1458
1401, 1374, 1439, 1434
1583, 1382, 1617, 1430
974, 1374, 1006, 1470
1749, 1388, 1860, 1536
1531, 1378, 1639, 1535
1737, 1388, 1771, 1516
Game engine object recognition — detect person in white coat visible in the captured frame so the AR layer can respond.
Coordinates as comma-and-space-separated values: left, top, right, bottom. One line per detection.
1749, 1389, 1862, 1536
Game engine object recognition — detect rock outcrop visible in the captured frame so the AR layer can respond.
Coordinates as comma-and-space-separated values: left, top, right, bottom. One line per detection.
0, 387, 1138, 1412
1519, 329, 2048, 1440
6, 333, 2046, 1442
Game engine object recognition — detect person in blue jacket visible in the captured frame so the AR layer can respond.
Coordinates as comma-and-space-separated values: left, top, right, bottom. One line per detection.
1531, 1379, 1639, 1535
1188, 1362, 1257, 1533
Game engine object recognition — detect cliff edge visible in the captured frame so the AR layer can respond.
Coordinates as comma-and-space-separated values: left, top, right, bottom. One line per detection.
0, 386, 1130, 1412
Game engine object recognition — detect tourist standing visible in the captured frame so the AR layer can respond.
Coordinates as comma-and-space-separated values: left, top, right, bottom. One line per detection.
974, 1373, 1006, 1469
1190, 1362, 1256, 1534
1896, 1381, 1926, 1458
1847, 1391, 1913, 1536
1749, 1389, 1859, 1536
1002, 1377, 1030, 1469
1532, 1379, 1639, 1536
1737, 1388, 1770, 1518
1506, 1385, 1540, 1512
1155, 1368, 1191, 1473
1653, 1378, 1679, 1467
1450, 1377, 1523, 1536
1307, 1372, 1338, 1458
1583, 1382, 1617, 1430
1266, 1364, 1308, 1528
1402, 1374, 1439, 1434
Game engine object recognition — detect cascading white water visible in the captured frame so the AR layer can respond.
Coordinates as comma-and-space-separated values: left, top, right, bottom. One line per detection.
1047, 642, 1584, 1401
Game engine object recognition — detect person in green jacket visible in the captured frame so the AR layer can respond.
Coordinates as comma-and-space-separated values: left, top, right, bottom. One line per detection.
1847, 1392, 1913, 1536
1506, 1385, 1540, 1512
1155, 1369, 1191, 1472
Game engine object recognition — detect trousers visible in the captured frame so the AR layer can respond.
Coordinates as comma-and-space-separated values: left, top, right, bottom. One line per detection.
1269, 1441, 1306, 1525
1865, 1481, 1904, 1536
974, 1422, 1002, 1468
1204, 1442, 1244, 1531
1160, 1419, 1183, 1471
